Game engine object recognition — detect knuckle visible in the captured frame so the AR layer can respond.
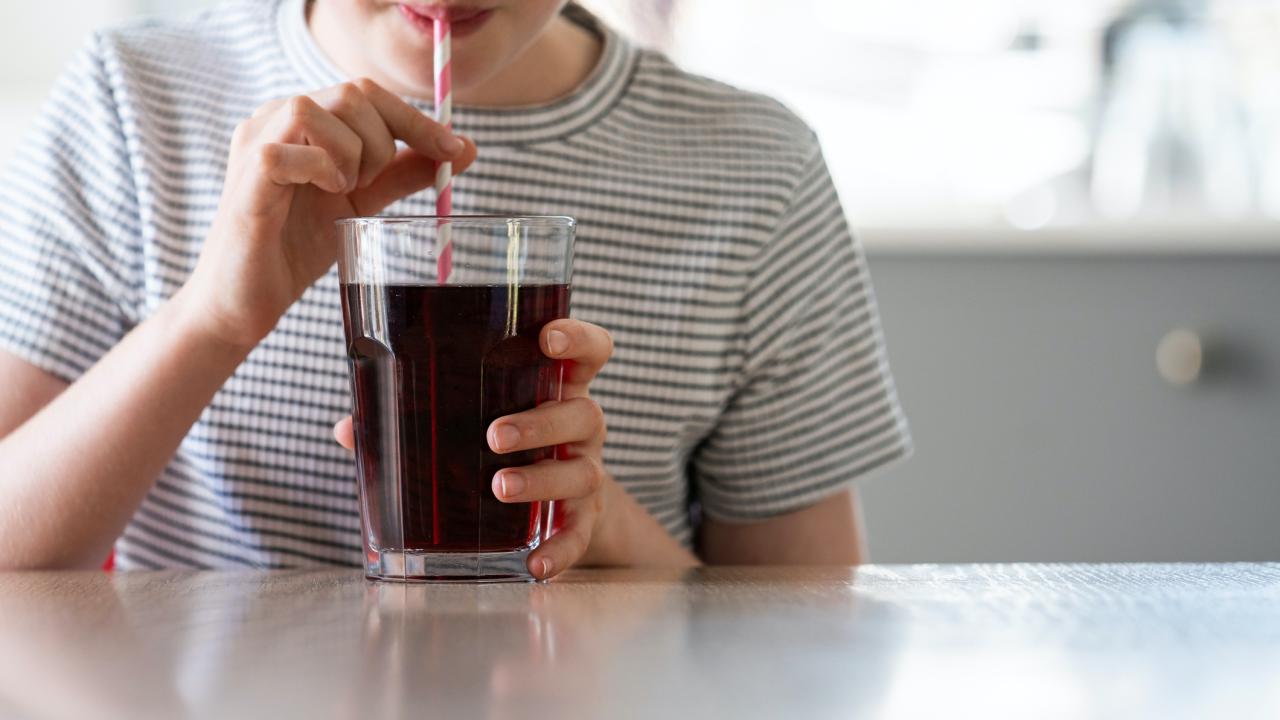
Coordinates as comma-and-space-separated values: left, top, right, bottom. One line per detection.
344, 134, 364, 163
249, 98, 282, 120
579, 397, 606, 430
353, 77, 382, 95
569, 529, 590, 558
584, 456, 606, 491
554, 529, 588, 562
408, 110, 434, 136
231, 120, 252, 146
532, 414, 557, 444
368, 138, 395, 165
283, 97, 317, 138
287, 95, 316, 119
335, 82, 363, 109
325, 153, 345, 177
257, 142, 285, 168
323, 84, 366, 123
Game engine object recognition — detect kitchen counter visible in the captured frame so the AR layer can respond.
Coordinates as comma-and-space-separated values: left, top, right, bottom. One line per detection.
860, 221, 1280, 255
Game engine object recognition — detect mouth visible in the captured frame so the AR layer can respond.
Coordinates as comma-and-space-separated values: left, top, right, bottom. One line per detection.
398, 4, 494, 38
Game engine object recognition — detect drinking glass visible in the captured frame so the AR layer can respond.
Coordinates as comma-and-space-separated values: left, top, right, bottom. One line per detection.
337, 216, 575, 582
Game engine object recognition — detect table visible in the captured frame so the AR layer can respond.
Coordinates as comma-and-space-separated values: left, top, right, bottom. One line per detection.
0, 564, 1277, 719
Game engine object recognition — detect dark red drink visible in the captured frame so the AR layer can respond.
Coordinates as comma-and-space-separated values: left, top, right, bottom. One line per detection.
341, 283, 570, 553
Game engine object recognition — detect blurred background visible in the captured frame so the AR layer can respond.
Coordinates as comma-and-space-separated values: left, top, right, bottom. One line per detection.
3, 0, 1277, 562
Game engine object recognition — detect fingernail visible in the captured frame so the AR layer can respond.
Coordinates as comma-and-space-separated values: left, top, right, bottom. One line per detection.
439, 134, 465, 155
497, 471, 526, 499
546, 330, 568, 356
538, 557, 553, 579
492, 424, 520, 452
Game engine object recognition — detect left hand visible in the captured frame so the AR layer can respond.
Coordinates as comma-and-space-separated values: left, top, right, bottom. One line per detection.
333, 318, 615, 580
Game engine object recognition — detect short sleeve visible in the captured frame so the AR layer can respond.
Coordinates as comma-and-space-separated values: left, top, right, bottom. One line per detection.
691, 137, 911, 522
0, 34, 140, 382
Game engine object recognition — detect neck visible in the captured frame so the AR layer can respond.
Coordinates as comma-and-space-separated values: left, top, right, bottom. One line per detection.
464, 16, 602, 107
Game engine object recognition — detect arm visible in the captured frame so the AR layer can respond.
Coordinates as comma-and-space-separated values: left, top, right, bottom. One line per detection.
699, 488, 866, 565
687, 137, 909, 566
589, 476, 701, 569
0, 355, 66, 437
0, 304, 251, 570
0, 79, 474, 570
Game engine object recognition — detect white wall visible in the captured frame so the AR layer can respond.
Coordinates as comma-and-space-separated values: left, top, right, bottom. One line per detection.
0, 0, 217, 166
1, 2, 124, 164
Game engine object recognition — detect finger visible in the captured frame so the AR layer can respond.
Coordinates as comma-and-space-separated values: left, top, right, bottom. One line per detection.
311, 82, 396, 189
269, 96, 364, 193
254, 143, 347, 195
333, 416, 355, 451
353, 77, 467, 160
492, 456, 604, 504
528, 505, 596, 579
541, 320, 614, 398
349, 138, 477, 216
226, 98, 288, 176
487, 396, 605, 454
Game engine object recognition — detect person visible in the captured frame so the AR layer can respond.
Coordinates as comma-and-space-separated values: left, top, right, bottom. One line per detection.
0, 0, 910, 576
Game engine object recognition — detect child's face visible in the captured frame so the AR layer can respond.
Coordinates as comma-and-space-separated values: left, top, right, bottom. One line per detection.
322, 1, 570, 97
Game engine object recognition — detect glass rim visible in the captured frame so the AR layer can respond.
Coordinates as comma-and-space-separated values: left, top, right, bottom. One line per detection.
335, 215, 576, 228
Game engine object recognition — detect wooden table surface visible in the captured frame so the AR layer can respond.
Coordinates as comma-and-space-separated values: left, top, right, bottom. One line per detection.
0, 564, 1277, 719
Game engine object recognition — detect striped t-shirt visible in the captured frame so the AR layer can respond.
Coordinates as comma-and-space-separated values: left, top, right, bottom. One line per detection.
0, 0, 910, 568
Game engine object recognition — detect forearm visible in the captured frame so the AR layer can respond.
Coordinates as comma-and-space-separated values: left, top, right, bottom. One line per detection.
0, 287, 251, 569
699, 489, 866, 566
591, 478, 700, 568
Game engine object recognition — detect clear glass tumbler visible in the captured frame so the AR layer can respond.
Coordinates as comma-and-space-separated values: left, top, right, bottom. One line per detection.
337, 216, 575, 582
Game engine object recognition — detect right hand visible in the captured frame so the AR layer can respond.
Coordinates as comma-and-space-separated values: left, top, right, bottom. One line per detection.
181, 78, 478, 350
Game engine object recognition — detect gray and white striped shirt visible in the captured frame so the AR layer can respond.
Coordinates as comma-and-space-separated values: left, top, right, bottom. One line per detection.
0, 0, 910, 568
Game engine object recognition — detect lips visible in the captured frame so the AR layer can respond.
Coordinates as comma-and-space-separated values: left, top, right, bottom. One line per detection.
399, 4, 494, 38
400, 4, 489, 22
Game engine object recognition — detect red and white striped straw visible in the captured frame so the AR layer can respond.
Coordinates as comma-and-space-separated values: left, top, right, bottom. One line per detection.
433, 18, 453, 282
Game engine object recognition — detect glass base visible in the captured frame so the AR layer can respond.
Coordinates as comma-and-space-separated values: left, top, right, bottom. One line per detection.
365, 546, 537, 583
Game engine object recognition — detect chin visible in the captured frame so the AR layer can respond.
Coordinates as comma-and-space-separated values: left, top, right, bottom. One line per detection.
391, 73, 439, 101
376, 30, 495, 100
373, 48, 435, 96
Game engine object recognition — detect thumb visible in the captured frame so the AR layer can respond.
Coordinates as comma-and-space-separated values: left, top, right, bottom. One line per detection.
349, 138, 477, 216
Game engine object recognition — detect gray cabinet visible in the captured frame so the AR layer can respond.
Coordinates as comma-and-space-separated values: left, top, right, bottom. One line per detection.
860, 250, 1280, 562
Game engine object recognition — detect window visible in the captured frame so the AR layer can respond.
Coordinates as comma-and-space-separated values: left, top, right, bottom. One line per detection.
587, 0, 1280, 238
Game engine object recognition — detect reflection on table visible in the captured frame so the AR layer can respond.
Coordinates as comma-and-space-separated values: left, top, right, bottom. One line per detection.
0, 565, 1276, 718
